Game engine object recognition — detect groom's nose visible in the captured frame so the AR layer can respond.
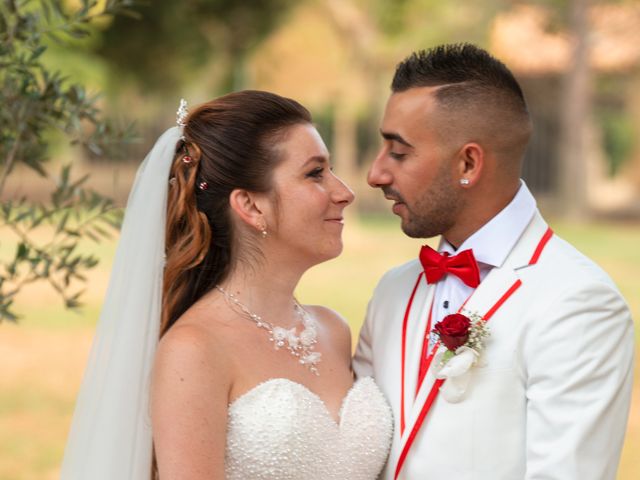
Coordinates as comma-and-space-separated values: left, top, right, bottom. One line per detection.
367, 151, 392, 188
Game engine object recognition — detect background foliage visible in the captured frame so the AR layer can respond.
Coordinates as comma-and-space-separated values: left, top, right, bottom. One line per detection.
1, 0, 638, 478
0, 0, 136, 320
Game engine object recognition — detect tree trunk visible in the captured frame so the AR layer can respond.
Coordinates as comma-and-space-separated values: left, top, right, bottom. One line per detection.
559, 0, 592, 219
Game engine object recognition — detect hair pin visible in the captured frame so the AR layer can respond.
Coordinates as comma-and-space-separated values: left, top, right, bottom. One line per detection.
176, 98, 188, 127
198, 181, 209, 191
182, 155, 193, 164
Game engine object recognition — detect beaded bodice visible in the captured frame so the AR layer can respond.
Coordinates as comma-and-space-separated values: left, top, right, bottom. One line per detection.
225, 376, 393, 479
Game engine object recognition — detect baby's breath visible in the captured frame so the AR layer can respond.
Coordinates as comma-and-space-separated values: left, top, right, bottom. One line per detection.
464, 311, 490, 353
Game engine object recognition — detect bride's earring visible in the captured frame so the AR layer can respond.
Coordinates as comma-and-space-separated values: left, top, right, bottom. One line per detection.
257, 221, 268, 238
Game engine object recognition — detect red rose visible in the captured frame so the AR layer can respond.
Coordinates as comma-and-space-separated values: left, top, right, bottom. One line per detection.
434, 313, 471, 351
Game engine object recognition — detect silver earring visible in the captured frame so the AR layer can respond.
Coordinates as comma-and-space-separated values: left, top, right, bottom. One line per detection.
261, 228, 268, 238
459, 179, 470, 185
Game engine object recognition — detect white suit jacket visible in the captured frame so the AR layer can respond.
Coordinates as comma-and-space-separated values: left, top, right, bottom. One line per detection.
353, 211, 634, 480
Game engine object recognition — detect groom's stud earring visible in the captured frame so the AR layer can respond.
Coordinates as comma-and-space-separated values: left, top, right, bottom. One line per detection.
459, 178, 470, 185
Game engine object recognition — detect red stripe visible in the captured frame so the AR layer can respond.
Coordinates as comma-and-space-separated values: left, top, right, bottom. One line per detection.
395, 279, 521, 479
394, 226, 553, 478
483, 280, 522, 321
415, 304, 435, 395
528, 227, 553, 265
400, 272, 424, 435
394, 379, 445, 479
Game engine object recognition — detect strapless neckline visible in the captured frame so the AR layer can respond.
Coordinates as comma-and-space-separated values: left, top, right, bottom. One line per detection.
229, 377, 363, 426
225, 375, 393, 479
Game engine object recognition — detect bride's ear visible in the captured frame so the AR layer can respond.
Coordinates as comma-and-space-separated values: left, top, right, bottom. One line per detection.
228, 189, 270, 233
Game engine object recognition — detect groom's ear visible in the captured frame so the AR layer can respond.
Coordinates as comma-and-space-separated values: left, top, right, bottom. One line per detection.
456, 142, 484, 185
228, 189, 270, 231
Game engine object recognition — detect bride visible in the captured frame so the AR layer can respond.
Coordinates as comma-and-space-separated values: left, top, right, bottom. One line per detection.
60, 90, 392, 479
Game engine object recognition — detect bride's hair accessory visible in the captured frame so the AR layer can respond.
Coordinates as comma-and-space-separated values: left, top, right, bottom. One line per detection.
215, 285, 321, 375
162, 92, 312, 338
182, 155, 193, 164
176, 98, 188, 127
63, 92, 314, 480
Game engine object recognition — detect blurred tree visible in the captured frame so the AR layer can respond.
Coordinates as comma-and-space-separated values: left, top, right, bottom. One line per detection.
556, 0, 591, 219
97, 0, 299, 93
0, 0, 137, 322
318, 0, 506, 192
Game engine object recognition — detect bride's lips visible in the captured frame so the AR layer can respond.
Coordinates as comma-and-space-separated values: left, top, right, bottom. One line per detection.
325, 216, 344, 225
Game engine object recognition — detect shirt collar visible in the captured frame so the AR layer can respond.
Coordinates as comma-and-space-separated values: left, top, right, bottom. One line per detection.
439, 180, 537, 268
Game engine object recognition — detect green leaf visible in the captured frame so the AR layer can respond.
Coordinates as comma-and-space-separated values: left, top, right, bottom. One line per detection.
56, 210, 71, 234
29, 45, 47, 61
16, 242, 28, 260
441, 350, 455, 365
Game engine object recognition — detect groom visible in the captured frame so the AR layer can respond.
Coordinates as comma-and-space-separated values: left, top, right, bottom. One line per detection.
353, 44, 634, 479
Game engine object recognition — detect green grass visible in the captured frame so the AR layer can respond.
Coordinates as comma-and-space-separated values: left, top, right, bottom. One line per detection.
1, 214, 639, 479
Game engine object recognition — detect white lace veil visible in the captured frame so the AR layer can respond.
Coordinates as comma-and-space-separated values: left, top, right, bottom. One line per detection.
60, 126, 182, 479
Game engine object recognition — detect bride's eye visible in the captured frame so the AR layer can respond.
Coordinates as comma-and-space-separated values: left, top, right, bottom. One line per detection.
306, 167, 324, 179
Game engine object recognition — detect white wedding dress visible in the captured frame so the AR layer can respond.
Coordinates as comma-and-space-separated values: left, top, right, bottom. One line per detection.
61, 128, 393, 480
225, 376, 393, 479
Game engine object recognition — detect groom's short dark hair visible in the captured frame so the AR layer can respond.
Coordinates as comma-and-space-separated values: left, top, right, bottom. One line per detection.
392, 44, 526, 107
392, 44, 531, 166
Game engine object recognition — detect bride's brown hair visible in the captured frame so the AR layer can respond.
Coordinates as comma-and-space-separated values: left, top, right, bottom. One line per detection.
161, 90, 311, 337
152, 91, 310, 479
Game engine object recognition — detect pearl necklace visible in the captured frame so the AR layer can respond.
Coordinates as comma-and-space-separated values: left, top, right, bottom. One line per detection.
215, 285, 321, 375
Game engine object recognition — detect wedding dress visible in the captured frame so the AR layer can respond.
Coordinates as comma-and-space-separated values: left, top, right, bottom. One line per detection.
61, 122, 393, 479
225, 376, 393, 480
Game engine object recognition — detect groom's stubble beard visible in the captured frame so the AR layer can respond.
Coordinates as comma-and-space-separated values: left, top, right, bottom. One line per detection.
400, 161, 464, 239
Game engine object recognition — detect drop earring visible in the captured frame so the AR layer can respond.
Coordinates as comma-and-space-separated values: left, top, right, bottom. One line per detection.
257, 222, 268, 238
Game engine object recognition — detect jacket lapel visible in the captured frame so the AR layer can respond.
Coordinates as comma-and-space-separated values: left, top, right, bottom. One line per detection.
400, 211, 550, 447
402, 279, 435, 430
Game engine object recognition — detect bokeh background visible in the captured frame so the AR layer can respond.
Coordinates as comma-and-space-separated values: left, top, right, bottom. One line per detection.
1, 0, 639, 478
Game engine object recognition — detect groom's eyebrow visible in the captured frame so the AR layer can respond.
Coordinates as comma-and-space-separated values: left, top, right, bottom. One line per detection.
380, 130, 413, 148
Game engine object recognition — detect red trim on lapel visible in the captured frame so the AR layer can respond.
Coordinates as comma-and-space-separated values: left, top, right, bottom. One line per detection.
483, 280, 522, 321
400, 272, 424, 436
393, 227, 554, 479
394, 379, 445, 480
529, 228, 553, 265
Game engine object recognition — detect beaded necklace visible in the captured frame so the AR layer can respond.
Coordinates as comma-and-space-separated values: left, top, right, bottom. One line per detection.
215, 285, 321, 375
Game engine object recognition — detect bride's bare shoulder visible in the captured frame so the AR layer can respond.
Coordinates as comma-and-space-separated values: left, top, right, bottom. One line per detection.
303, 305, 352, 356
153, 304, 237, 387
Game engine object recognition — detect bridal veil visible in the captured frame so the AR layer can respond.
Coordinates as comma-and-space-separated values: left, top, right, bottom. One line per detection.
60, 126, 181, 479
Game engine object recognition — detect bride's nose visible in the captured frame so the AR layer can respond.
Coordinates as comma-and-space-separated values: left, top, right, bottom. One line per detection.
331, 175, 355, 205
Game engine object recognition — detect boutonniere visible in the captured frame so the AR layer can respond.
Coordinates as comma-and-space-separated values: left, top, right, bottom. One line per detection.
432, 311, 489, 403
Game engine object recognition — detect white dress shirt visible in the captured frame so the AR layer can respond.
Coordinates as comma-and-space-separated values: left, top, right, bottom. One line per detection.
431, 181, 537, 330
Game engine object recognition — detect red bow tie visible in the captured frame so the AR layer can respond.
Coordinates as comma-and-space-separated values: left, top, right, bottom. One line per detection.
419, 245, 481, 288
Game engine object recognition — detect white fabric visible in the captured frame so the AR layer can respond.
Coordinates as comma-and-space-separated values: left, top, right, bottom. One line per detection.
432, 181, 536, 327
354, 210, 634, 480
225, 376, 393, 479
433, 346, 479, 403
60, 127, 180, 479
